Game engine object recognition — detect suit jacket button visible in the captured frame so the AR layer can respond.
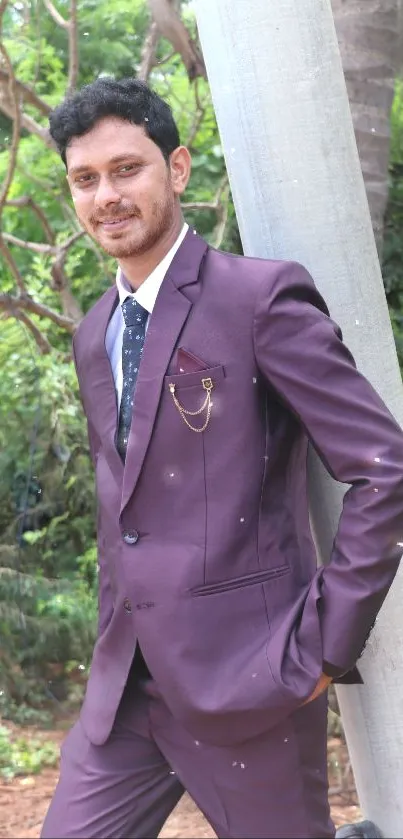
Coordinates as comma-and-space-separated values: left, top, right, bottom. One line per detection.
122, 530, 139, 545
124, 598, 132, 613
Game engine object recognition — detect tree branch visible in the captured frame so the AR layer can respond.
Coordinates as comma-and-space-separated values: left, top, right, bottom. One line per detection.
67, 0, 78, 94
182, 175, 230, 249
0, 237, 27, 294
0, 38, 21, 211
21, 113, 55, 146
50, 258, 83, 321
15, 164, 55, 192
156, 49, 176, 66
42, 0, 79, 94
5, 198, 55, 244
2, 227, 85, 321
0, 291, 76, 332
187, 78, 209, 148
0, 0, 82, 335
181, 201, 216, 211
0, 36, 23, 281
60, 229, 85, 251
215, 175, 229, 204
49, 231, 85, 321
138, 20, 159, 81
0, 94, 55, 148
2, 233, 58, 254
42, 0, 68, 29
0, 0, 9, 20
213, 188, 230, 249
0, 70, 51, 116
2, 229, 84, 254
147, 0, 206, 81
15, 310, 52, 354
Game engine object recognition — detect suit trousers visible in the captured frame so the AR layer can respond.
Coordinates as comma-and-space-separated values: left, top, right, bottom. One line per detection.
41, 651, 335, 839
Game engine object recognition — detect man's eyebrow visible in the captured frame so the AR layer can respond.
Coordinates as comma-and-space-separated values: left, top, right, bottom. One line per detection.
68, 154, 143, 176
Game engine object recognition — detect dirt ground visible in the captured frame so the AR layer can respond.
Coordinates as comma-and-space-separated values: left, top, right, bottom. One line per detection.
0, 720, 360, 839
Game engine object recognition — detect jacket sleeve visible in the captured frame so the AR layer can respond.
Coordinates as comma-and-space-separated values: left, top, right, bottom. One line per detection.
72, 336, 114, 637
253, 261, 403, 676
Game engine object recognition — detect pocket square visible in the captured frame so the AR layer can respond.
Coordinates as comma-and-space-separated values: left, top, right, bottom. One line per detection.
176, 347, 210, 374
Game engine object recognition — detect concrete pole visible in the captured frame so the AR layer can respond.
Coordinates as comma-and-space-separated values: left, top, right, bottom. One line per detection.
194, 1, 403, 835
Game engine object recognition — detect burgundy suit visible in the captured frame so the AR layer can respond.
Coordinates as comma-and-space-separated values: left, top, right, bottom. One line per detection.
42, 229, 403, 838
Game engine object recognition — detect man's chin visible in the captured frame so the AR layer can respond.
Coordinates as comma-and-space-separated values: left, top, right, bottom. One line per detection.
95, 233, 143, 259
100, 242, 137, 258
96, 229, 164, 259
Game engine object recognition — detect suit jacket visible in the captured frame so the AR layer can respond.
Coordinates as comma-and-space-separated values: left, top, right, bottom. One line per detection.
72, 228, 403, 747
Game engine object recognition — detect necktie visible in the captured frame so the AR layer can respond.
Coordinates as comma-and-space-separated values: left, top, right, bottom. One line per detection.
116, 297, 148, 460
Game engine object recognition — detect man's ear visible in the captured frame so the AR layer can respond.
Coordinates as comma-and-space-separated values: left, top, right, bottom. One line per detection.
169, 146, 192, 195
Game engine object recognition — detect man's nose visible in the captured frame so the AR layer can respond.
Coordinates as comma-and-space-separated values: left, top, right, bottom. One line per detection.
94, 176, 121, 208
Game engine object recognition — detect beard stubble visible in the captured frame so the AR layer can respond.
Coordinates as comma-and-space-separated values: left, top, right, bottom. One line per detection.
87, 189, 176, 259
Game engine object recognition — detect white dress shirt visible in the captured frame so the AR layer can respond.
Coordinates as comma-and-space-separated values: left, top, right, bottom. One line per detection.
105, 223, 188, 410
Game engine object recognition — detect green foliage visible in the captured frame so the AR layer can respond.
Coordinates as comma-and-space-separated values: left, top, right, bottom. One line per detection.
0, 319, 98, 721
382, 79, 403, 371
0, 725, 58, 780
0, 0, 237, 724
0, 556, 97, 723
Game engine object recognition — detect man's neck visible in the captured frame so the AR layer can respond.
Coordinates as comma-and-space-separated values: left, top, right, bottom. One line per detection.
118, 216, 185, 291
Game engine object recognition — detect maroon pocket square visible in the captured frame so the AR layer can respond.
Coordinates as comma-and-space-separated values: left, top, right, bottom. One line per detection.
176, 347, 210, 374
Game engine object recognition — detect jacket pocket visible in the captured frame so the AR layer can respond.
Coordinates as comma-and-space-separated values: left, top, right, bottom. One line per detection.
165, 364, 225, 391
190, 564, 290, 597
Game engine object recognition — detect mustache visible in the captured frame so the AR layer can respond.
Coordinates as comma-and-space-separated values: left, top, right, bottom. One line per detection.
90, 205, 141, 224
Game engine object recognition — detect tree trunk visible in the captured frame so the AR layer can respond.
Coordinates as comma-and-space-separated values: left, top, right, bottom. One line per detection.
332, 0, 400, 254
147, 0, 206, 80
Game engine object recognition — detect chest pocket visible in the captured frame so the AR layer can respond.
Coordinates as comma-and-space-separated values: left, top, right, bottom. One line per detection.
164, 365, 225, 434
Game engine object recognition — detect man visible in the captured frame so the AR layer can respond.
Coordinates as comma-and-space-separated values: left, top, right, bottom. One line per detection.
42, 76, 403, 839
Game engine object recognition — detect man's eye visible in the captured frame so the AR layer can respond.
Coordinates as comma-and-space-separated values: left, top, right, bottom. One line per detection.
118, 164, 138, 174
76, 174, 94, 183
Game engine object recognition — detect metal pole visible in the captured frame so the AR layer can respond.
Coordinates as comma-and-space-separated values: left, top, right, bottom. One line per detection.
194, 0, 403, 834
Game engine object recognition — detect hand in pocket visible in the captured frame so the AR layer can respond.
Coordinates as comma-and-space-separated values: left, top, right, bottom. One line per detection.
303, 672, 332, 705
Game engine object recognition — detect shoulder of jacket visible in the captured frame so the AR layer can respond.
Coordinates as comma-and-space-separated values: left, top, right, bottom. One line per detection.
205, 246, 300, 277
203, 247, 308, 300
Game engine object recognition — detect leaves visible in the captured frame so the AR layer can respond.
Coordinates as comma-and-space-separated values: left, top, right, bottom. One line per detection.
0, 725, 58, 779
383, 80, 403, 372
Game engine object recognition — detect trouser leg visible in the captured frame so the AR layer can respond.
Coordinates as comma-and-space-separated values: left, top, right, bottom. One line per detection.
41, 680, 184, 839
41, 650, 335, 839
148, 688, 335, 839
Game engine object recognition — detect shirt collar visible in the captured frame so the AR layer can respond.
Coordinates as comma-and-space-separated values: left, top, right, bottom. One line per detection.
115, 222, 189, 315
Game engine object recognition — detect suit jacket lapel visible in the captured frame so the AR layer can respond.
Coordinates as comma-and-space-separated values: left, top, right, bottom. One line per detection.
120, 230, 208, 513
78, 286, 124, 488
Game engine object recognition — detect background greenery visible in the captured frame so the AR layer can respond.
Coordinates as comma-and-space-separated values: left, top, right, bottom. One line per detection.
0, 0, 402, 729
384, 78, 403, 363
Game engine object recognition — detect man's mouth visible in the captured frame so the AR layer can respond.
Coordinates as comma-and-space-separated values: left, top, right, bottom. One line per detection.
97, 216, 134, 230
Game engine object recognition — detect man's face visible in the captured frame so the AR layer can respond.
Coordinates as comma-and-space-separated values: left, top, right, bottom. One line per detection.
66, 117, 189, 258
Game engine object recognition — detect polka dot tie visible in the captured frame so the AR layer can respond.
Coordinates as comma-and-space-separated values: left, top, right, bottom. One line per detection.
116, 297, 148, 460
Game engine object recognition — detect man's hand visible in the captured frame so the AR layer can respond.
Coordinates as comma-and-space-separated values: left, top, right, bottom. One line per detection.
303, 672, 332, 705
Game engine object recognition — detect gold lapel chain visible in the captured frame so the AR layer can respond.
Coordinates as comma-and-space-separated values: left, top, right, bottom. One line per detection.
169, 377, 214, 433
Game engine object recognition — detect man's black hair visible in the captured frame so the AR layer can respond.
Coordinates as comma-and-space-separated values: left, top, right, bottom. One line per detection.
49, 76, 181, 167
